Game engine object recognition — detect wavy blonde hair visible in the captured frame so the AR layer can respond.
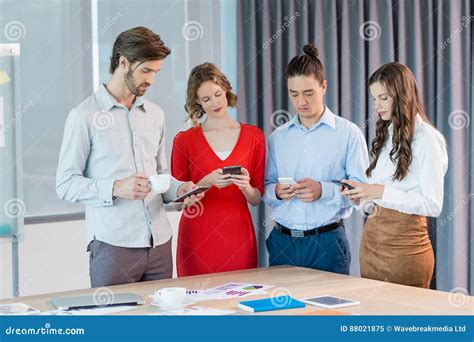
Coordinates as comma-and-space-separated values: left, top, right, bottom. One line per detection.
185, 63, 237, 125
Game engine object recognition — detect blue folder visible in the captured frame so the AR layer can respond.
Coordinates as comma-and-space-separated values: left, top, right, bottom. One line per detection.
238, 296, 305, 313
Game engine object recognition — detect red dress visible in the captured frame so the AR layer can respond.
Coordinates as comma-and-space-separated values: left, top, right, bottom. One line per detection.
171, 124, 266, 277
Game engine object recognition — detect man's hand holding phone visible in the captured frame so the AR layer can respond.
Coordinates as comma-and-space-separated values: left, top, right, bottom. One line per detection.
276, 177, 297, 200
294, 178, 322, 202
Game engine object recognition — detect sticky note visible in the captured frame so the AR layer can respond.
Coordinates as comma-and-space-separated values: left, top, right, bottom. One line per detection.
0, 96, 4, 147
0, 70, 10, 85
0, 223, 13, 236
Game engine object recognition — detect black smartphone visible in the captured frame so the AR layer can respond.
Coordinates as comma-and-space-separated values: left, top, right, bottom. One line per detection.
222, 165, 242, 175
173, 186, 210, 203
331, 180, 355, 190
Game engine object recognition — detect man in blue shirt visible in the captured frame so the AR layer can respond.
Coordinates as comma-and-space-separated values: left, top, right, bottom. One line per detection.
263, 44, 369, 275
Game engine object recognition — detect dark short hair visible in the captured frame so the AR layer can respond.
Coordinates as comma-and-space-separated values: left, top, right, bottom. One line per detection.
286, 44, 325, 84
109, 27, 171, 74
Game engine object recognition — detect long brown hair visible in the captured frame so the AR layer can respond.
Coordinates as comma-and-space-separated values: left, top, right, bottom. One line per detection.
366, 62, 430, 181
185, 63, 237, 125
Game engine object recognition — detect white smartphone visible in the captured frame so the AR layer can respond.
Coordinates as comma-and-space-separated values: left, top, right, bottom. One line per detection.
299, 296, 360, 309
278, 177, 297, 185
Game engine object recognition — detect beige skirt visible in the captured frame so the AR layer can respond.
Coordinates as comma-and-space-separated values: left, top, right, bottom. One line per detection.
360, 205, 434, 288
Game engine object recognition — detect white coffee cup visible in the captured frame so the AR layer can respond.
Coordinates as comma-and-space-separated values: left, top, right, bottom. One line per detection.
1, 303, 30, 314
154, 287, 186, 306
149, 174, 171, 194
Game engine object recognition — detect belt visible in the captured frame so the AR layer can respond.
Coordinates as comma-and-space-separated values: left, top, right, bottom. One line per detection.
275, 220, 343, 238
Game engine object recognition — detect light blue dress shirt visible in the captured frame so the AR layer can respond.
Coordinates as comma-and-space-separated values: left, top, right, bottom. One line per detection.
263, 106, 369, 230
56, 84, 182, 248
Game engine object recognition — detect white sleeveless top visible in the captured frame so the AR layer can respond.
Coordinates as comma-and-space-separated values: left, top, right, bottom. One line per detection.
214, 150, 231, 161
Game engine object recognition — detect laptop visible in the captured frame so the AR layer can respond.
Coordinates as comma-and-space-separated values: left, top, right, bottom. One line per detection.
51, 293, 144, 310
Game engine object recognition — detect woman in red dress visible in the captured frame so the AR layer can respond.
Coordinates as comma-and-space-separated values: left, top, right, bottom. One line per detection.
171, 63, 266, 277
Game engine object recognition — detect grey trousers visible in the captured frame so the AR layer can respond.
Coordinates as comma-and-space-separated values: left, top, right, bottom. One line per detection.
88, 238, 172, 288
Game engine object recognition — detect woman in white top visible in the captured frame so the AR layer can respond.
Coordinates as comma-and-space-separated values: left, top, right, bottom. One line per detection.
341, 62, 448, 288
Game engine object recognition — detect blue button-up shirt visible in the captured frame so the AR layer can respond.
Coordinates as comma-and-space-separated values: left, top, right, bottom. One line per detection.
263, 106, 369, 230
56, 84, 182, 248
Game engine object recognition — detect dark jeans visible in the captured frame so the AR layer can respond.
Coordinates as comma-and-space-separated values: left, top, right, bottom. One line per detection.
88, 238, 172, 288
266, 225, 351, 275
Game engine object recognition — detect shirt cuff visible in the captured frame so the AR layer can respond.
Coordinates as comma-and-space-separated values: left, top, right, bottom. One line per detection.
99, 178, 115, 207
381, 185, 406, 204
354, 199, 374, 213
163, 178, 184, 203
265, 183, 284, 206
319, 181, 334, 200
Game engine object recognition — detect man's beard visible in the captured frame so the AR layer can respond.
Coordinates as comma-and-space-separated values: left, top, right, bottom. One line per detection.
124, 67, 149, 96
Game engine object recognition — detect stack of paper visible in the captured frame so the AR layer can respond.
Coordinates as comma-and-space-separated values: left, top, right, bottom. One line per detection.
154, 306, 235, 316
185, 283, 274, 302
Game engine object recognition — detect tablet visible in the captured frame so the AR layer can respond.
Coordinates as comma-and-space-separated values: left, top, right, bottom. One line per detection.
51, 293, 144, 310
299, 296, 360, 309
173, 186, 210, 203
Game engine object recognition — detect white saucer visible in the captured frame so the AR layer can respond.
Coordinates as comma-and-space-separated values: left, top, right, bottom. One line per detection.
151, 298, 196, 310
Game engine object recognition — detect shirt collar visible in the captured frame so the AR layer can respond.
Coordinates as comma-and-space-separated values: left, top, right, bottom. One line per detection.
414, 113, 424, 128
388, 122, 394, 135
287, 106, 336, 131
97, 84, 146, 112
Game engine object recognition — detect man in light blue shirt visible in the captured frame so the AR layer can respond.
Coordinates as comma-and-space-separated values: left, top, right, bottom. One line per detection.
56, 27, 202, 287
263, 44, 369, 275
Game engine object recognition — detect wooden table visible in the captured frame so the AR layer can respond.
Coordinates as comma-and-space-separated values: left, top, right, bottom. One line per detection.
2, 266, 472, 315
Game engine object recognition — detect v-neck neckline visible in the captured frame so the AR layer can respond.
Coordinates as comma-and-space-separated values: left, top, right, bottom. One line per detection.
199, 124, 243, 163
